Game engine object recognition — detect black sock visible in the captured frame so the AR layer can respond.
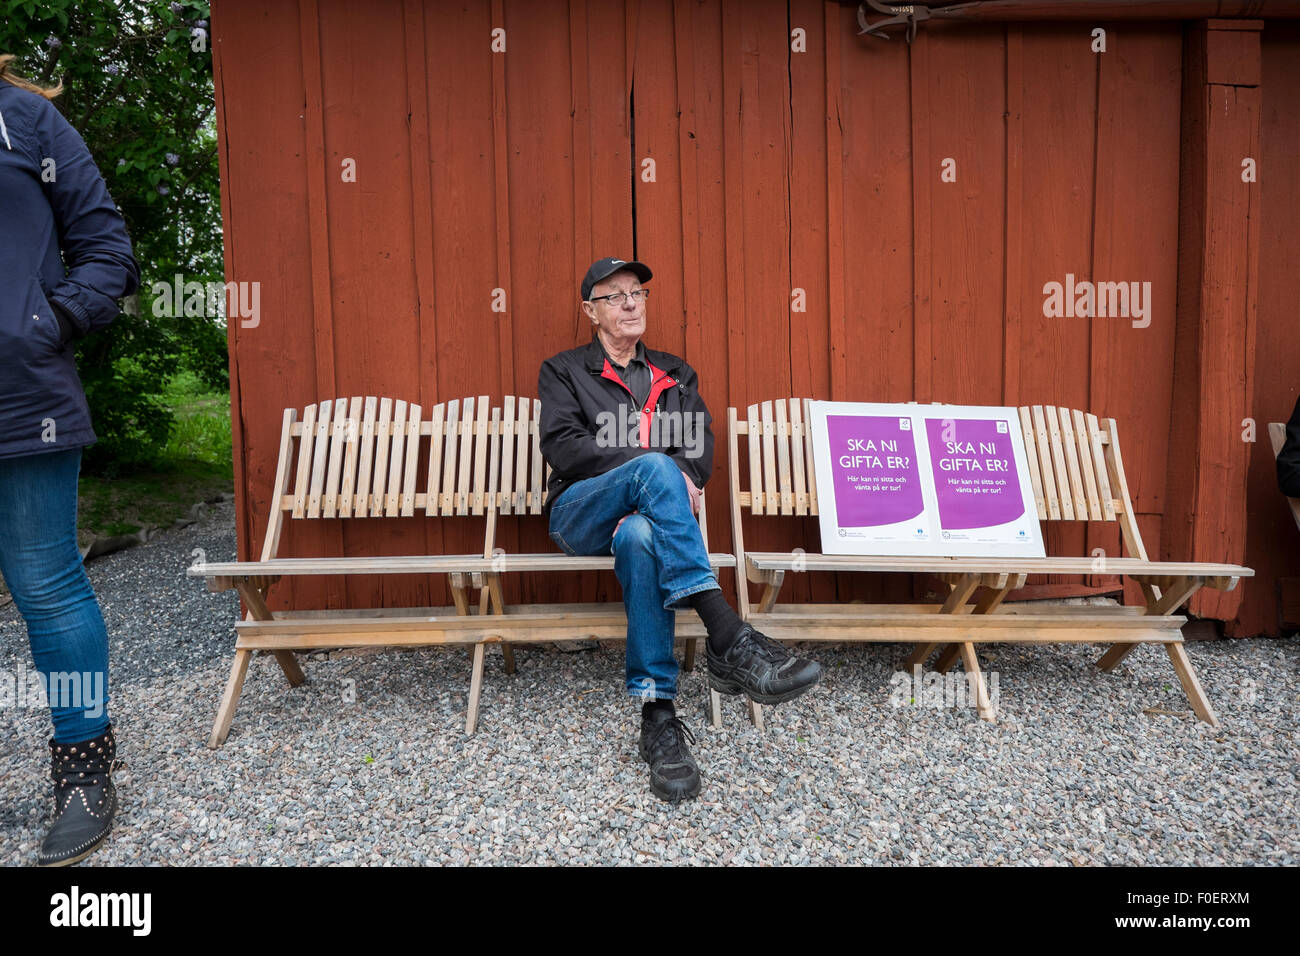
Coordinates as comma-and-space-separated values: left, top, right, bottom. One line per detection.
689, 588, 745, 652
642, 698, 675, 720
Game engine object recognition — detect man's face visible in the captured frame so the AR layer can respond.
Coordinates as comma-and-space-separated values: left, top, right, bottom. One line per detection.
583, 268, 647, 343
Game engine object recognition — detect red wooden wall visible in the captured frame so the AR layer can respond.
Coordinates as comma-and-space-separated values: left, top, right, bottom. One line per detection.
210, 0, 1299, 635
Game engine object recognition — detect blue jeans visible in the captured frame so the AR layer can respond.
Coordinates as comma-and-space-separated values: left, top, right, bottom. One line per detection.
547, 454, 720, 701
0, 448, 110, 742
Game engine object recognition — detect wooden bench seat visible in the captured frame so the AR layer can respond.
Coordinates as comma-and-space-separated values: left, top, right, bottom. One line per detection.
190, 395, 728, 746
726, 399, 1254, 728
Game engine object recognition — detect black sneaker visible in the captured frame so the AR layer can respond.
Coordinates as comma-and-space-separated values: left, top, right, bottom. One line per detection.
638, 710, 701, 802
707, 624, 822, 705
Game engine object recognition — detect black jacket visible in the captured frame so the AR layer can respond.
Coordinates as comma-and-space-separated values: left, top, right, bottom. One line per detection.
1279, 394, 1300, 498
538, 336, 714, 518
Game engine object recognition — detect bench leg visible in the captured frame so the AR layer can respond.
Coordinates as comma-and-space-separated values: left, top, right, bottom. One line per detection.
1164, 642, 1219, 726
958, 642, 997, 722
906, 642, 938, 668
1096, 642, 1139, 671
209, 648, 252, 748
273, 650, 306, 686
483, 575, 514, 674
465, 643, 486, 734
683, 637, 696, 673
934, 643, 962, 674
1097, 576, 1202, 670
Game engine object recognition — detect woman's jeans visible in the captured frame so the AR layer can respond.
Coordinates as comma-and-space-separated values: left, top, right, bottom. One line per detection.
547, 454, 720, 702
0, 448, 110, 742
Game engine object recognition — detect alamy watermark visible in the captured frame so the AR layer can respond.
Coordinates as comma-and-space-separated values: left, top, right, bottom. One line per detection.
595, 405, 707, 459
887, 664, 999, 710
151, 273, 261, 328
0, 662, 105, 719
1042, 273, 1151, 328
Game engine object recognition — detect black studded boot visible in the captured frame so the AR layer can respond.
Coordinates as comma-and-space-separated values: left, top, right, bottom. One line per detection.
38, 724, 118, 867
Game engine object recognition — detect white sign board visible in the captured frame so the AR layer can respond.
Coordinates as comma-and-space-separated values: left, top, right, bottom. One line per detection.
809, 402, 1046, 558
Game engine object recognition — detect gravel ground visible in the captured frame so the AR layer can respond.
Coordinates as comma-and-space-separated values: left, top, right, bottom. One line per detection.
1, 498, 1296, 866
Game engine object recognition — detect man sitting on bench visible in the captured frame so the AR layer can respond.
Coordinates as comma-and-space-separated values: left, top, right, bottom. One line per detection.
538, 256, 822, 803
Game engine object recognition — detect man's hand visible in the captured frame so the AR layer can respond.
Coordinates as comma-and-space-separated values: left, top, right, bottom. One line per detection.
681, 470, 702, 515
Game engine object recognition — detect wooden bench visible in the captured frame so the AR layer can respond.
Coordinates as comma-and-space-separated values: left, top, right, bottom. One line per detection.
189, 395, 734, 746
726, 399, 1254, 728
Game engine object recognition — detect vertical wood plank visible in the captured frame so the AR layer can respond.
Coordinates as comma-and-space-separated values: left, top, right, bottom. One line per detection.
401, 402, 422, 517
471, 394, 490, 514
322, 397, 348, 519
355, 397, 378, 517
425, 401, 446, 516
746, 404, 763, 515
384, 399, 408, 517
499, 395, 516, 515
760, 401, 778, 516
790, 396, 808, 515
1031, 405, 1060, 520
516, 397, 531, 514
338, 396, 363, 519
370, 397, 393, 517
440, 398, 461, 515
529, 398, 544, 514
484, 405, 502, 518
456, 396, 475, 516
1087, 413, 1117, 522
292, 403, 318, 519
1072, 408, 1103, 521
1019, 405, 1047, 521
306, 399, 332, 519
1044, 405, 1075, 521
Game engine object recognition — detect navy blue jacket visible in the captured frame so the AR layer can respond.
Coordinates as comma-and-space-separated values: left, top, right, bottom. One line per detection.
0, 81, 140, 459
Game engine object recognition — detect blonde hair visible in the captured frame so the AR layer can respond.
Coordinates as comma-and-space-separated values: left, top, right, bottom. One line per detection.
0, 54, 63, 98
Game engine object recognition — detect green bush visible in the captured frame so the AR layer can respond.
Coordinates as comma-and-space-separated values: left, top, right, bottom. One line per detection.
2, 1, 225, 476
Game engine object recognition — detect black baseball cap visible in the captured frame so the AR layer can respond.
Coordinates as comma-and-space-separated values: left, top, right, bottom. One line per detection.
581, 256, 652, 301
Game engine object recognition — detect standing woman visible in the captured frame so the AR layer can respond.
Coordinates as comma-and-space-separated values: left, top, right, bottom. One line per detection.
0, 55, 140, 865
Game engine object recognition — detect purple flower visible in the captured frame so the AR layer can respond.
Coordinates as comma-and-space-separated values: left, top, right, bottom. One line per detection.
105, 63, 120, 75
44, 35, 61, 49
170, 2, 183, 13
196, 19, 208, 28
165, 152, 180, 166
157, 185, 170, 196
117, 158, 127, 167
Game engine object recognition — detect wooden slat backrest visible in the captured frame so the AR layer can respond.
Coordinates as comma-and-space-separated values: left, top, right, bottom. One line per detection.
491, 396, 545, 516
269, 397, 505, 536
735, 400, 821, 518
728, 399, 1149, 558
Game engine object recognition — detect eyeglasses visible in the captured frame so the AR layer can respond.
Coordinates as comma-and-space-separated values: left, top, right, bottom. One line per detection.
589, 289, 650, 307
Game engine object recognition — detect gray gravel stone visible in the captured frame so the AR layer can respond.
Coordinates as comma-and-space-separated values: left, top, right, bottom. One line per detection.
1, 497, 1296, 865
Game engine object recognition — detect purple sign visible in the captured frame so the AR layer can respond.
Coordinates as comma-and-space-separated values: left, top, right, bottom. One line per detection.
924, 417, 1026, 530
826, 415, 924, 527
